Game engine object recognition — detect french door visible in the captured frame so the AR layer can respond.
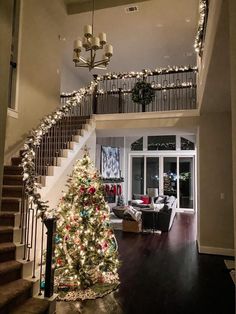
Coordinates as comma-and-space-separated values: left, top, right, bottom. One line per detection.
130, 155, 195, 211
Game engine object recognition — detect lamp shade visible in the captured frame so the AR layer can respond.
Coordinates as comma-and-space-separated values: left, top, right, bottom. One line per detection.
147, 188, 159, 198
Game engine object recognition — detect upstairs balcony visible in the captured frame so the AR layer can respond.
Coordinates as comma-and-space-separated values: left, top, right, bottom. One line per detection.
61, 66, 197, 116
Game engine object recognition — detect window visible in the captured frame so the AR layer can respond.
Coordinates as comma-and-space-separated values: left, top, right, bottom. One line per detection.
148, 135, 176, 150
131, 137, 143, 151
8, 0, 20, 110
181, 137, 195, 150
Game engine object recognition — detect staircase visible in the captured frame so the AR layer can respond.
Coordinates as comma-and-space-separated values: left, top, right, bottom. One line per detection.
0, 115, 92, 313
0, 163, 49, 314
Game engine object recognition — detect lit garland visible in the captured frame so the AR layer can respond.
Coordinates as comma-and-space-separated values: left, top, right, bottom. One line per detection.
194, 0, 208, 54
96, 65, 197, 81
54, 152, 120, 300
96, 81, 196, 94
21, 82, 95, 219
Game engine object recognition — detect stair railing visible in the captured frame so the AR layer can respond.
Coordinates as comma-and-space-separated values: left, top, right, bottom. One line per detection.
61, 66, 198, 114
20, 82, 94, 297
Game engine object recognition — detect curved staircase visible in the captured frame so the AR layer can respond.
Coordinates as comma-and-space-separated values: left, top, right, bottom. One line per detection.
0, 115, 93, 313
0, 163, 49, 314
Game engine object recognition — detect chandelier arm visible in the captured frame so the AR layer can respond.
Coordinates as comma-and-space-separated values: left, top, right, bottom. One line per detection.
75, 64, 92, 68
93, 60, 109, 67
79, 56, 89, 64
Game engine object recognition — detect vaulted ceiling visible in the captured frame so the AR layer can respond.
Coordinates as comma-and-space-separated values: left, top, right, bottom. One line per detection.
61, 0, 199, 88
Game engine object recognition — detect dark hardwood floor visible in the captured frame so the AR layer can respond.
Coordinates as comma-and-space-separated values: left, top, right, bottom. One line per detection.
57, 213, 235, 314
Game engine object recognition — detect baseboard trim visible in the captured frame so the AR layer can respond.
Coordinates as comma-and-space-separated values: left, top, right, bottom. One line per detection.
198, 244, 235, 257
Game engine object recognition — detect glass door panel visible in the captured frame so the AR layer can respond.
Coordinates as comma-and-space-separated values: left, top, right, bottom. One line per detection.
146, 157, 159, 192
163, 157, 177, 197
179, 157, 194, 209
131, 157, 144, 196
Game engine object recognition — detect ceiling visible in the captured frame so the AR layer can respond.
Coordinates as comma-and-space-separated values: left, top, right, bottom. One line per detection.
61, 0, 199, 89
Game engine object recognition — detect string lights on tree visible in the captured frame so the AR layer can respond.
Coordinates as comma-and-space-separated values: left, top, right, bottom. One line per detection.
54, 151, 120, 301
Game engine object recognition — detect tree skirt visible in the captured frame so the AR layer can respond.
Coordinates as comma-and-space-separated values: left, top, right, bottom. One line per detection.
56, 274, 120, 301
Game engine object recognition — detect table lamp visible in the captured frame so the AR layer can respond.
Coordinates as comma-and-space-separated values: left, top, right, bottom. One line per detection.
147, 188, 159, 209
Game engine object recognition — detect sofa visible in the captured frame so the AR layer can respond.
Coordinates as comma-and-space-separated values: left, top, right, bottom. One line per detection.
130, 194, 177, 232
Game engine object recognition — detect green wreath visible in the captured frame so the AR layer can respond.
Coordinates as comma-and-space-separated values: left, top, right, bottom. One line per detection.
131, 81, 154, 106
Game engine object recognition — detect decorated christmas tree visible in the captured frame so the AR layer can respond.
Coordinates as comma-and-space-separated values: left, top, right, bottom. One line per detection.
54, 150, 120, 300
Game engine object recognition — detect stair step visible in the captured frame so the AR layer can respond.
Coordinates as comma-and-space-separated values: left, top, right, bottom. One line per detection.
0, 242, 16, 262
0, 279, 32, 314
11, 297, 50, 314
0, 260, 22, 285
1, 197, 21, 212
2, 185, 24, 198
0, 226, 13, 243
11, 157, 22, 166
4, 166, 23, 175
0, 212, 16, 227
3, 175, 23, 185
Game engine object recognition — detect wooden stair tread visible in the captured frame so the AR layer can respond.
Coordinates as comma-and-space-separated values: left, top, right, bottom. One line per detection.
0, 226, 13, 232
0, 211, 17, 217
0, 242, 16, 252
1, 197, 22, 201
11, 297, 50, 314
3, 185, 23, 188
0, 278, 32, 308
0, 260, 21, 274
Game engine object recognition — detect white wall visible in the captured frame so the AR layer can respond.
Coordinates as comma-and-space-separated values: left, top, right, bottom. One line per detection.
229, 0, 236, 265
0, 0, 14, 208
60, 64, 87, 93
4, 0, 66, 162
198, 112, 234, 255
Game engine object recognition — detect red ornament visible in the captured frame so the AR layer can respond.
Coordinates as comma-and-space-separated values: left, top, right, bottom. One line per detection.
57, 258, 63, 266
88, 186, 96, 194
98, 275, 105, 283
66, 225, 71, 230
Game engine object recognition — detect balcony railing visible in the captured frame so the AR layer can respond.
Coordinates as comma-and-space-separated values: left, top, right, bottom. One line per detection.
61, 66, 197, 114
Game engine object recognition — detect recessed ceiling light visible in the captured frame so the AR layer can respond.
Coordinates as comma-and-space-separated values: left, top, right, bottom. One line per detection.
185, 18, 191, 23
186, 52, 193, 57
164, 55, 170, 59
156, 23, 163, 28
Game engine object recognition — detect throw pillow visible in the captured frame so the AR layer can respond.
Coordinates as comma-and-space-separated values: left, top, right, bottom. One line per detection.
141, 195, 150, 204
132, 199, 144, 205
153, 203, 165, 211
155, 195, 166, 204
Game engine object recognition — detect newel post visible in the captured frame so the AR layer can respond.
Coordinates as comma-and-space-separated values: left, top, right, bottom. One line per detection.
44, 217, 57, 298
118, 88, 123, 113
92, 74, 98, 114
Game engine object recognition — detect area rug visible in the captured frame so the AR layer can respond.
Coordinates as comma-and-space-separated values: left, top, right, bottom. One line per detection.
224, 259, 235, 285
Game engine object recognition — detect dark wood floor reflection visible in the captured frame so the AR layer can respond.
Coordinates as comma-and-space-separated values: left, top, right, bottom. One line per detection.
56, 213, 235, 314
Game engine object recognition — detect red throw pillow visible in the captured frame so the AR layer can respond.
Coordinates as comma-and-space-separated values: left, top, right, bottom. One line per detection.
141, 195, 150, 204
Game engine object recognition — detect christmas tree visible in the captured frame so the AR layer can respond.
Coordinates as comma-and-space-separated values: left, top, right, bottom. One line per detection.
54, 151, 120, 300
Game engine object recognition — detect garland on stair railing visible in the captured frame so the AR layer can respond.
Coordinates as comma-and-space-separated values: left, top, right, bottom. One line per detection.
194, 0, 208, 54
21, 82, 95, 219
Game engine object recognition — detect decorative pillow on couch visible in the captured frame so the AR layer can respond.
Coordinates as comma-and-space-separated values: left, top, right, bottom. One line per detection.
155, 195, 167, 204
132, 199, 144, 205
141, 195, 150, 204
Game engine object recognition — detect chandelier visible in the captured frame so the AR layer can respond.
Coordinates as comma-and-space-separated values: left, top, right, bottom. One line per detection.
73, 0, 113, 71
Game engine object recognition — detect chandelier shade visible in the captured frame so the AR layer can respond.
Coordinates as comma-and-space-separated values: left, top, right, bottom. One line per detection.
73, 0, 113, 71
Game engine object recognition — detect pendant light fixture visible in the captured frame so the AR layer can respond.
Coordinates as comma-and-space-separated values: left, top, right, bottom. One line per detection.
73, 0, 113, 71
